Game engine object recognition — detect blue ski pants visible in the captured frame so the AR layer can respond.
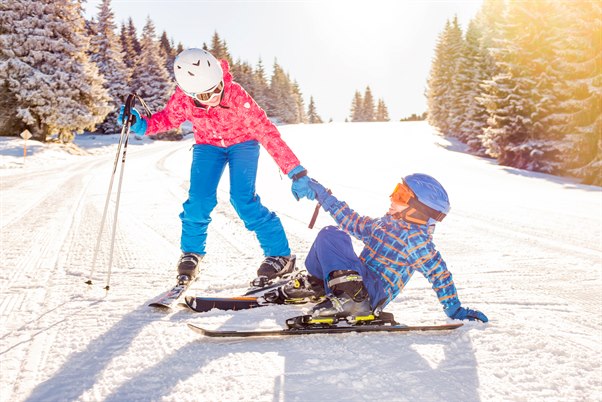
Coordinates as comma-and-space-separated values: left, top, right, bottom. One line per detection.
180, 140, 290, 257
305, 226, 385, 307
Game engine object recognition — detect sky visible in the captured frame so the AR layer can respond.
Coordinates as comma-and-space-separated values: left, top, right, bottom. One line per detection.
84, 0, 484, 122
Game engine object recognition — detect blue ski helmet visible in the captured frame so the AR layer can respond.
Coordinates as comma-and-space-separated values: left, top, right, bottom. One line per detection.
403, 173, 450, 223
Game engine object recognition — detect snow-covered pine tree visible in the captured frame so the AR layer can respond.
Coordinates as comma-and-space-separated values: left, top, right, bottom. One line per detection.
231, 59, 256, 98
350, 91, 363, 122
120, 19, 139, 70
252, 58, 270, 111
267, 61, 298, 124
210, 32, 233, 66
427, 19, 462, 135
554, 1, 602, 185
307, 96, 323, 124
159, 31, 176, 80
459, 19, 489, 153
375, 99, 390, 122
292, 80, 307, 124
130, 17, 174, 114
89, 0, 131, 134
0, 0, 111, 142
482, 0, 566, 172
446, 16, 468, 138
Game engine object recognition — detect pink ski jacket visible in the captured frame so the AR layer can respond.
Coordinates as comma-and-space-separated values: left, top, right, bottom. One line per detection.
143, 60, 300, 174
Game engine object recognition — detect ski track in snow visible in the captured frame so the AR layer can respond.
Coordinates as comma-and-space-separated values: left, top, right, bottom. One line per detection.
0, 122, 601, 402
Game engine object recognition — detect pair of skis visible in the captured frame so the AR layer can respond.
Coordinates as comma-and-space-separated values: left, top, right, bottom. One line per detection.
148, 275, 463, 338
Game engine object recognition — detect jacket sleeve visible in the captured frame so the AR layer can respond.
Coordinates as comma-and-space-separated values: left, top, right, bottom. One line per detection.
144, 92, 188, 135
232, 85, 300, 174
320, 192, 375, 243
408, 239, 460, 313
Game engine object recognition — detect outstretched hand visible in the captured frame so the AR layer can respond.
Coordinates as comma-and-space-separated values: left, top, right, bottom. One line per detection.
288, 165, 316, 201
449, 306, 488, 323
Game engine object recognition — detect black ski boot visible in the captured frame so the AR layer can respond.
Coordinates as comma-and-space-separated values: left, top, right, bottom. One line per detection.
262, 272, 325, 304
311, 270, 372, 318
176, 253, 203, 283
256, 255, 296, 281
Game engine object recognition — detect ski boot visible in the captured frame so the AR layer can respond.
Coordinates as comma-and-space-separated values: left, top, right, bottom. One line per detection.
261, 271, 325, 304
299, 270, 372, 326
176, 253, 203, 285
252, 255, 297, 287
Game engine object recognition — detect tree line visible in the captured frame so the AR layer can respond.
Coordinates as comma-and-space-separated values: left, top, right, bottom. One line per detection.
426, 0, 601, 185
349, 86, 390, 122
0, 0, 323, 143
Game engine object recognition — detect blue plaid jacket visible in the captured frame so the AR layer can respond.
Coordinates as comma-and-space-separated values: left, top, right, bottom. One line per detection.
321, 193, 460, 314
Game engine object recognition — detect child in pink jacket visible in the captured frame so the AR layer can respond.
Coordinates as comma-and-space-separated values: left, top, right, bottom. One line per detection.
119, 49, 314, 284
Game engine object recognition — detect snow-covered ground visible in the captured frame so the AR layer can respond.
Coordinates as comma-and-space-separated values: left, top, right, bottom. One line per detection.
1, 122, 600, 402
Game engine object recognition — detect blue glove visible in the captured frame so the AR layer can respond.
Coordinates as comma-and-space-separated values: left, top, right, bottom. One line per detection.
447, 304, 488, 323
288, 165, 316, 201
307, 178, 330, 203
117, 106, 147, 136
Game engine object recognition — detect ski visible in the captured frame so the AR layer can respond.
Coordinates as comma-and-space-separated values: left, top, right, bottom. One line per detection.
149, 275, 196, 309
183, 294, 314, 313
150, 264, 298, 310
187, 322, 463, 338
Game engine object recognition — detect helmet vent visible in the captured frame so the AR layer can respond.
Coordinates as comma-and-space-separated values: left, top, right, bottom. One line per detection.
176, 65, 181, 69
187, 71, 195, 76
192, 60, 200, 66
207, 60, 211, 67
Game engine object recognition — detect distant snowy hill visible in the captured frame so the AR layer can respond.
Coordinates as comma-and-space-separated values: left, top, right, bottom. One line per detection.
1, 122, 600, 401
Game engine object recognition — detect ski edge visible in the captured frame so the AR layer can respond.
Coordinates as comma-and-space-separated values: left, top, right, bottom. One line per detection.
187, 322, 463, 338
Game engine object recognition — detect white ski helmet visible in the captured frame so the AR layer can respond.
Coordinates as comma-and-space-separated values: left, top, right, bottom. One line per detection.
174, 48, 223, 98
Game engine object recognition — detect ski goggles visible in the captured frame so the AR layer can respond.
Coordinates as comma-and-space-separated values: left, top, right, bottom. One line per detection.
390, 181, 414, 205
184, 81, 224, 103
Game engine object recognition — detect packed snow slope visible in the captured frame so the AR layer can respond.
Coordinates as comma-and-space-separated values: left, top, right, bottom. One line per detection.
1, 122, 601, 402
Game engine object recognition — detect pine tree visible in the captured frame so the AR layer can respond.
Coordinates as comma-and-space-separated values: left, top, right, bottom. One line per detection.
119, 19, 138, 70
231, 59, 255, 96
555, 1, 602, 185
458, 19, 489, 152
130, 17, 174, 113
427, 20, 461, 135
446, 17, 468, 137
267, 61, 298, 123
481, 0, 565, 172
0, 0, 111, 142
89, 0, 131, 133
292, 80, 307, 124
159, 31, 176, 79
375, 99, 390, 122
252, 58, 270, 110
307, 96, 323, 124
210, 32, 233, 65
350, 91, 363, 122
361, 86, 376, 122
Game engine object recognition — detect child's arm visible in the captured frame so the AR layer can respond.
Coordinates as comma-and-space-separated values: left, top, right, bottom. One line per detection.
409, 240, 460, 314
310, 180, 375, 242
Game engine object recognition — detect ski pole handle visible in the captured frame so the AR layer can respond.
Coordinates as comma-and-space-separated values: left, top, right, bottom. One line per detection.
308, 189, 331, 229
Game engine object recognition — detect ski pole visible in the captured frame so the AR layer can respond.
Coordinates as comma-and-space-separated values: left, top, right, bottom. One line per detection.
308, 189, 331, 229
86, 94, 151, 291
86, 94, 135, 287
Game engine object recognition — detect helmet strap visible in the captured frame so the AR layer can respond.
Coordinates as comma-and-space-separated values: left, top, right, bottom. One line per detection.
396, 207, 429, 225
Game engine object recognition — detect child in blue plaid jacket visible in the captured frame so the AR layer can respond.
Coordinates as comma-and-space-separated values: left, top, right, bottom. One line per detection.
268, 173, 488, 323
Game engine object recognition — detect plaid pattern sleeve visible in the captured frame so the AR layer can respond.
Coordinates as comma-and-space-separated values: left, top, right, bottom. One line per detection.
322, 194, 375, 243
408, 240, 460, 312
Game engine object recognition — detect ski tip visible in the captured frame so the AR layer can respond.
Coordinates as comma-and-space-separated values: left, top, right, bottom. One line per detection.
187, 323, 208, 335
